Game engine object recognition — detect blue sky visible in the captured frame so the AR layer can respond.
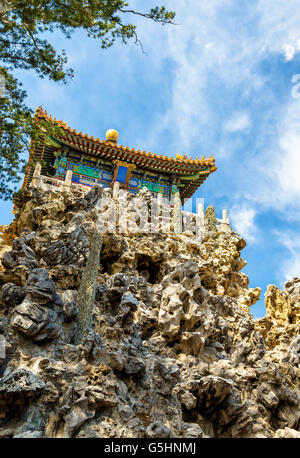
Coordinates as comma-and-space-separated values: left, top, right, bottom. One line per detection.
1, 0, 300, 318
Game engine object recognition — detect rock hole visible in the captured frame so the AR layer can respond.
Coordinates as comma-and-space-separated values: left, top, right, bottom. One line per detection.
136, 254, 160, 284
180, 291, 190, 314
193, 288, 205, 305
182, 405, 198, 423
100, 254, 120, 274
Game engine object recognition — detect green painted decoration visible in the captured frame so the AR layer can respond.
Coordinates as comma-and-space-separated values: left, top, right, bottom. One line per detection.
73, 164, 101, 178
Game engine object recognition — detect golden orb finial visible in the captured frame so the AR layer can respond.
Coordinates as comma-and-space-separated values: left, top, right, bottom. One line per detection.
106, 129, 119, 143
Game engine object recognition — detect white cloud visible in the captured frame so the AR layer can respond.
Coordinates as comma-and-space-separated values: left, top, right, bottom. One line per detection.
256, 1, 300, 58
275, 231, 300, 282
132, 0, 300, 153
249, 99, 300, 218
229, 205, 258, 242
224, 112, 251, 133
282, 42, 300, 61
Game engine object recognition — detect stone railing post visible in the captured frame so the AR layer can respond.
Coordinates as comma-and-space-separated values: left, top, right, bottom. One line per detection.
217, 208, 230, 232
197, 202, 204, 223
152, 193, 163, 233
173, 192, 182, 234
157, 193, 163, 231
31, 162, 42, 188
196, 202, 205, 230
63, 170, 73, 191
113, 181, 119, 200
118, 189, 128, 234
151, 195, 159, 233
183, 211, 194, 234
161, 198, 171, 234
222, 209, 229, 224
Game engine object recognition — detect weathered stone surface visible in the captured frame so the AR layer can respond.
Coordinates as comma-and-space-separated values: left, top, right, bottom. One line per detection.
146, 421, 171, 438
2, 234, 38, 270
0, 185, 298, 438
0, 283, 25, 307
124, 356, 145, 376
42, 240, 71, 266
63, 397, 95, 438
265, 284, 292, 325
14, 427, 44, 438
0, 368, 45, 398
10, 268, 63, 342
255, 280, 300, 351
275, 427, 300, 438
26, 268, 57, 305
205, 205, 217, 233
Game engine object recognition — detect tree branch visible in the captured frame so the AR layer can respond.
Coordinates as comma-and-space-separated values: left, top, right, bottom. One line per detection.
120, 8, 175, 24
22, 23, 43, 56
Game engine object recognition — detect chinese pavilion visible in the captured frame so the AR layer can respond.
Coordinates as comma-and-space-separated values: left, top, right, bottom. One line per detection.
22, 107, 217, 201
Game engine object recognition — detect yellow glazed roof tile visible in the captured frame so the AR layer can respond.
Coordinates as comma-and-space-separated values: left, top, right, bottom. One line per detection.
34, 106, 216, 168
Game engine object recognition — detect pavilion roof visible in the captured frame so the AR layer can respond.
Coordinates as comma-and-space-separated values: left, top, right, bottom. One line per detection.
23, 107, 217, 199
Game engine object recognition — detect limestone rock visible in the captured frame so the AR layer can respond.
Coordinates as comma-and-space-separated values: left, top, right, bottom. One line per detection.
0, 185, 298, 438
10, 268, 63, 342
275, 427, 300, 438
205, 205, 217, 232
265, 284, 292, 325
0, 368, 45, 398
0, 283, 25, 308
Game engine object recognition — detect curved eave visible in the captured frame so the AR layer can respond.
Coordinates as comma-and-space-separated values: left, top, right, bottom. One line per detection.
34, 106, 216, 174
51, 133, 216, 178
179, 169, 217, 200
